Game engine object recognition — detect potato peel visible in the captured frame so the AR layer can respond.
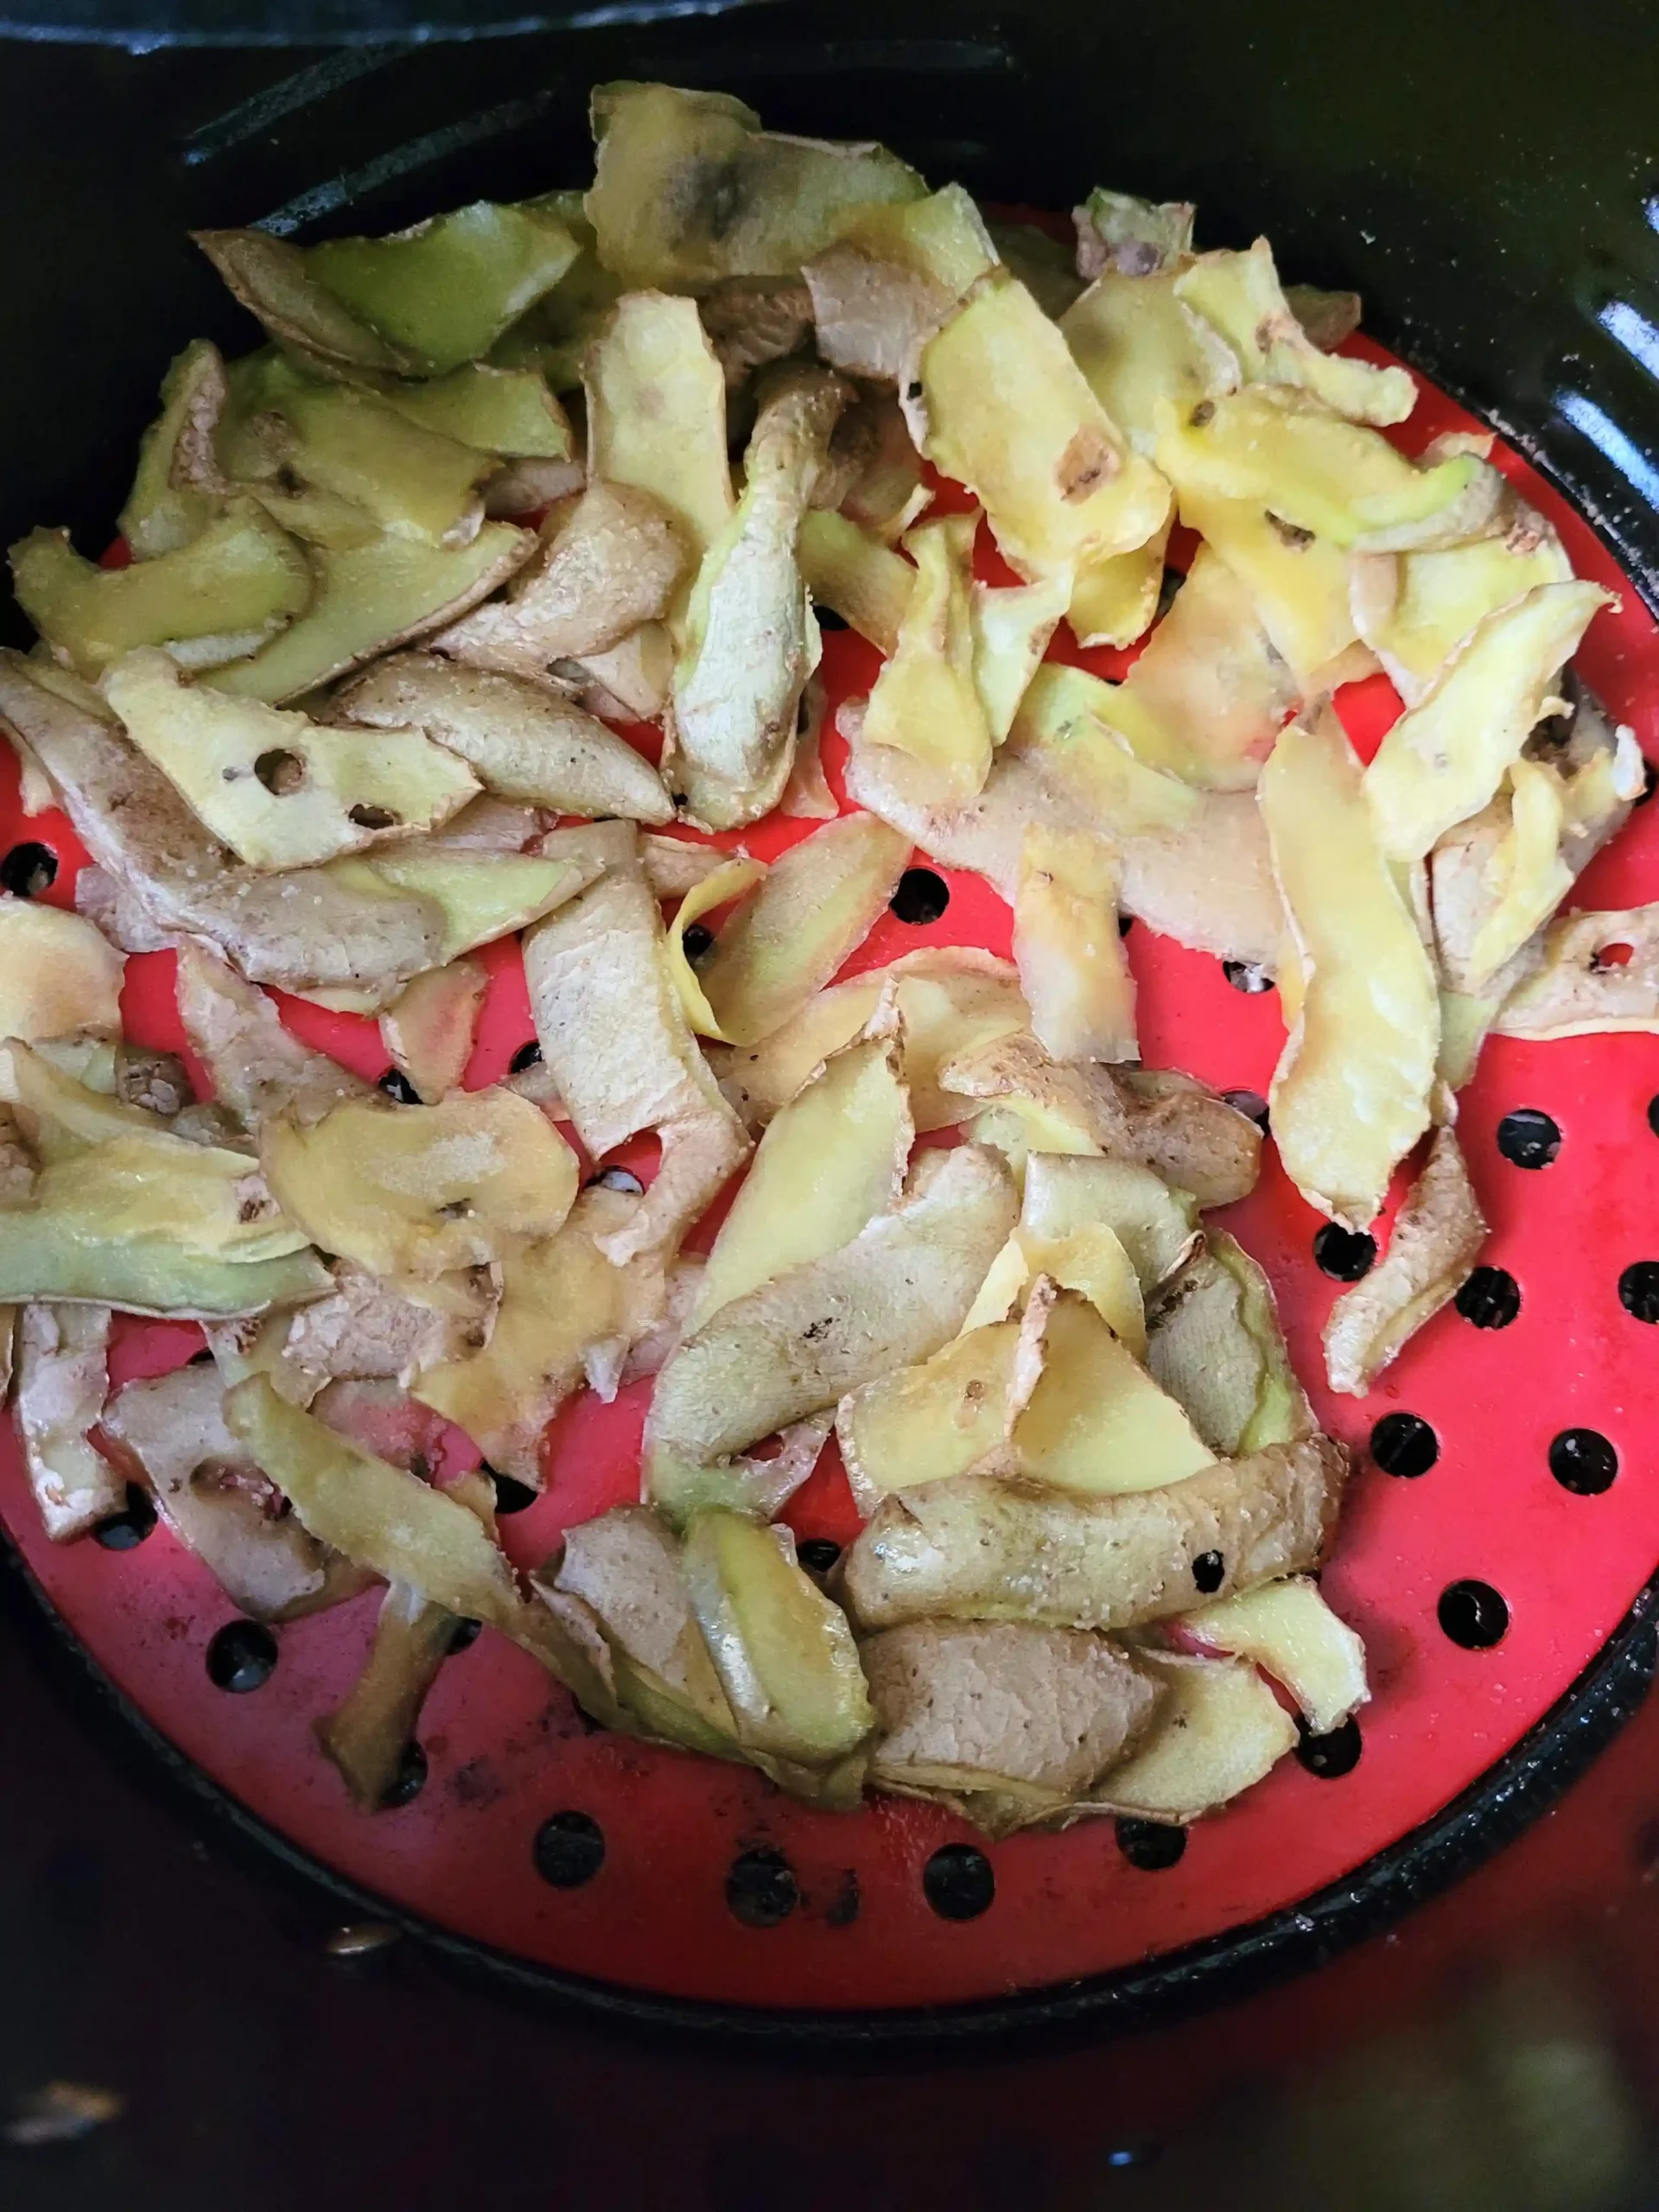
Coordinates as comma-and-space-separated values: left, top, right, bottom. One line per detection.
103, 1362, 365, 1620
415, 1185, 664, 1484
13, 1303, 122, 1542
689, 1028, 912, 1332
334, 651, 673, 823
1148, 1232, 1313, 1454
840, 1434, 1348, 1632
225, 1375, 624, 1722
1086, 1650, 1297, 1823
644, 1142, 1016, 1525
584, 290, 734, 562
1181, 1574, 1370, 1738
1014, 823, 1137, 1063
433, 483, 683, 679
694, 811, 910, 1047
524, 826, 750, 1265
862, 511, 992, 797
106, 649, 480, 871
1364, 581, 1611, 861
664, 855, 767, 1041
1494, 901, 1659, 1039
906, 273, 1172, 582
1262, 706, 1438, 1229
1323, 1127, 1487, 1395
716, 945, 1028, 1134
667, 365, 851, 830
1175, 241, 1416, 426
864, 1618, 1162, 1816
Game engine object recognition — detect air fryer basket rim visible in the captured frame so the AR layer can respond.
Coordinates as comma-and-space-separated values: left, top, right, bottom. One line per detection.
2, 10, 1658, 2039
3, 1531, 1652, 2047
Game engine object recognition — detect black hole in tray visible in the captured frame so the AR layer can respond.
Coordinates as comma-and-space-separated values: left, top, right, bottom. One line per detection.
1192, 1550, 1225, 1594
1439, 1579, 1510, 1649
380, 1742, 428, 1808
1456, 1266, 1520, 1329
726, 1847, 798, 1927
1637, 757, 1658, 808
890, 868, 950, 925
1116, 1818, 1186, 1872
92, 1484, 156, 1549
1314, 1224, 1376, 1281
1296, 1716, 1363, 1778
1549, 1427, 1618, 1495
680, 920, 715, 961
377, 1068, 420, 1104
922, 1843, 995, 1921
509, 1039, 542, 1072
533, 1810, 606, 1889
1648, 1094, 1659, 1140
487, 1471, 537, 1516
207, 1618, 278, 1693
1117, 911, 1134, 937
1370, 1412, 1438, 1478
797, 1537, 842, 1573
448, 1616, 483, 1654
1618, 1262, 1659, 1323
1, 841, 57, 898
587, 1165, 645, 1195
1497, 1108, 1560, 1168
815, 606, 849, 631
1222, 959, 1272, 994
1223, 1089, 1269, 1133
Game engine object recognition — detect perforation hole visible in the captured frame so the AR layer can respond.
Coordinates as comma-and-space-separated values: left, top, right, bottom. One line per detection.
922, 1842, 995, 1921
1222, 959, 1272, 994
1, 841, 57, 898
380, 1741, 427, 1808
725, 1847, 797, 1927
1222, 1088, 1269, 1133
1116, 1818, 1186, 1871
1548, 1428, 1618, 1495
206, 1618, 277, 1693
1314, 1224, 1376, 1281
1618, 1262, 1659, 1323
487, 1471, 537, 1516
1370, 1413, 1438, 1478
1497, 1109, 1560, 1169
509, 1039, 542, 1072
890, 868, 950, 925
377, 1068, 419, 1103
1438, 1580, 1510, 1649
1456, 1266, 1521, 1329
533, 1810, 605, 1889
1295, 1717, 1363, 1778
92, 1484, 156, 1550
588, 1166, 644, 1195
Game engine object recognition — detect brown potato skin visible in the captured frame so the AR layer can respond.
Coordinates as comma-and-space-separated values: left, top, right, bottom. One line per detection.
840, 1435, 1347, 1633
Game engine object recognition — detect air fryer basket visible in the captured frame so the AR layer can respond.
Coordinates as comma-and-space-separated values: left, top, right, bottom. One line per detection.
2, 0, 1658, 2038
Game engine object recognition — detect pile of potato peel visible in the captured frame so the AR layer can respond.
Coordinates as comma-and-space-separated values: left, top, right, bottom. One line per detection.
0, 80, 1648, 1839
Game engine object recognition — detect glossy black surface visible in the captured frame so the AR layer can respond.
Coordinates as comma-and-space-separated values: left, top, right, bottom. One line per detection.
0, 1, 1656, 622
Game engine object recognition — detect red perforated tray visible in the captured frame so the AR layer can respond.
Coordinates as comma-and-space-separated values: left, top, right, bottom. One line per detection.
3, 342, 1657, 2023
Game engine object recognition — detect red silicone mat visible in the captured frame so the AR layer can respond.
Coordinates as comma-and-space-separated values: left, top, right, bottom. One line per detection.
3, 340, 1658, 2018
